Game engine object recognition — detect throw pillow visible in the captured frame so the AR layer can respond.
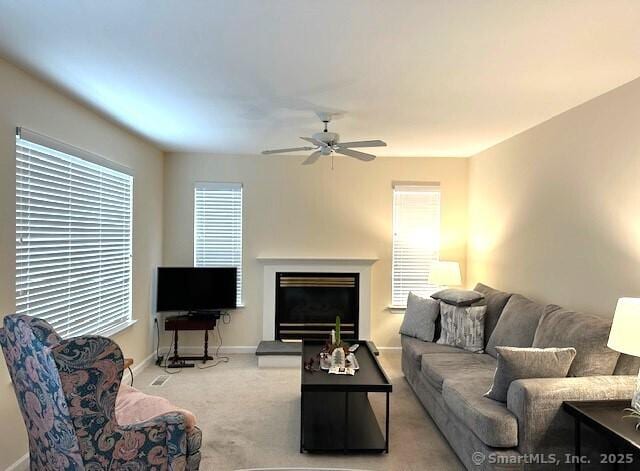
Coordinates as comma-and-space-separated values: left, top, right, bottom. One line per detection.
431, 288, 485, 307
474, 283, 512, 344
532, 305, 620, 376
485, 346, 576, 402
485, 294, 557, 358
398, 292, 440, 342
436, 302, 486, 353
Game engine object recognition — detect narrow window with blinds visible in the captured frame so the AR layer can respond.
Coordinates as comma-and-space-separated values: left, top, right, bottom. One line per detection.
391, 184, 441, 307
194, 183, 243, 306
16, 131, 133, 338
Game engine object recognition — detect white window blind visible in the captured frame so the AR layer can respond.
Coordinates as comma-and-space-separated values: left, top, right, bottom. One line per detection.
194, 183, 243, 305
391, 184, 441, 307
16, 131, 133, 338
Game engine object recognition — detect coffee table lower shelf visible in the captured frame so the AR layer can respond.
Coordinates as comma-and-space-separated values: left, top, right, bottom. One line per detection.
301, 391, 388, 453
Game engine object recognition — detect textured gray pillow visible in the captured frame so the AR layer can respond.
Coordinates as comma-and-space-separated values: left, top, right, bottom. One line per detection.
436, 302, 486, 353
474, 283, 513, 343
485, 346, 576, 402
532, 305, 620, 377
485, 294, 555, 358
399, 292, 440, 342
431, 288, 485, 307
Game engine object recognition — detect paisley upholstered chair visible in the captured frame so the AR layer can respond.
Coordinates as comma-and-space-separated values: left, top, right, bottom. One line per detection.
0, 314, 202, 470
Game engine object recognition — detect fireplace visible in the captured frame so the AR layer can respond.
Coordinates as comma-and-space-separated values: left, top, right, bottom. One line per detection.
275, 272, 359, 341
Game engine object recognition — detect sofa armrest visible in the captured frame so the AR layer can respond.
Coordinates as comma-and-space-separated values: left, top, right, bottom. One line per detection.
121, 412, 188, 469
507, 376, 635, 456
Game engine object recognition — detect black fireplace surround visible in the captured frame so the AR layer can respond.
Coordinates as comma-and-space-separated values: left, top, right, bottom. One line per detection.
275, 272, 359, 341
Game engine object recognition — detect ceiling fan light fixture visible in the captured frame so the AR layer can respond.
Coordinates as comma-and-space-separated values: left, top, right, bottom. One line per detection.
261, 113, 387, 165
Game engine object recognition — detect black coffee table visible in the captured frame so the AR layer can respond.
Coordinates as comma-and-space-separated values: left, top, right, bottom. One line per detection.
300, 340, 392, 453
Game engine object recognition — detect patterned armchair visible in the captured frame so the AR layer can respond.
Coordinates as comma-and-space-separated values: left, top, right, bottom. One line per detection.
0, 314, 202, 470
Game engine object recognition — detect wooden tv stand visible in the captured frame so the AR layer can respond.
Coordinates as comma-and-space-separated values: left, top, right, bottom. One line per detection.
164, 313, 220, 368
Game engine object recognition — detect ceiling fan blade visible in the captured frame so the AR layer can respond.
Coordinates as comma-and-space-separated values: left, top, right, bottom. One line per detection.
336, 140, 387, 148
262, 146, 315, 155
335, 147, 376, 161
302, 150, 322, 165
300, 136, 326, 147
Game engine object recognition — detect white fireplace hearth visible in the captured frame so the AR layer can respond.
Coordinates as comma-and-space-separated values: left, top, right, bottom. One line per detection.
257, 256, 377, 367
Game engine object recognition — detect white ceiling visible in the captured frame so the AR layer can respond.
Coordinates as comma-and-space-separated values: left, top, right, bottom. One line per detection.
1, 0, 639, 157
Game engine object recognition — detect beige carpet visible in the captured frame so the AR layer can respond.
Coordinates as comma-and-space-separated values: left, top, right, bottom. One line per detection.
134, 351, 463, 471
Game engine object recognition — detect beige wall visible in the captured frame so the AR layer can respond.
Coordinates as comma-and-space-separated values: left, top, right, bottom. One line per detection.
467, 77, 640, 317
163, 153, 468, 348
0, 57, 164, 469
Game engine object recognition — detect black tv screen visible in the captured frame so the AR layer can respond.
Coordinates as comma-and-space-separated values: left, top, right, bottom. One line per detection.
156, 267, 237, 312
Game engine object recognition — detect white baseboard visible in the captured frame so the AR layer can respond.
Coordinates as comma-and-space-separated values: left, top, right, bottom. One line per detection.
122, 351, 155, 383
157, 345, 398, 357
6, 452, 29, 471
158, 345, 257, 357
220, 346, 257, 354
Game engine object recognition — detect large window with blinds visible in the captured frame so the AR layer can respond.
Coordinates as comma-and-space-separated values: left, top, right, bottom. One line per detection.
194, 183, 243, 306
391, 184, 441, 307
16, 129, 133, 338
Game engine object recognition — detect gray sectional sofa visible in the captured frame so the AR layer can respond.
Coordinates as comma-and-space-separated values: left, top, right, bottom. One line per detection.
401, 283, 640, 470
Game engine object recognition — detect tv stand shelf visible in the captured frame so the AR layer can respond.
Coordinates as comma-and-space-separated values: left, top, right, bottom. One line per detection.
164, 313, 219, 368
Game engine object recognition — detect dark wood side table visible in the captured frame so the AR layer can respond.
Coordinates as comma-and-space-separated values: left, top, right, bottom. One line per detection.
563, 400, 640, 471
164, 314, 219, 368
124, 357, 134, 385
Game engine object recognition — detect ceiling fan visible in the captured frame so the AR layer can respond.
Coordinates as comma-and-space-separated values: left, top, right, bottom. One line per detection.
261, 112, 387, 165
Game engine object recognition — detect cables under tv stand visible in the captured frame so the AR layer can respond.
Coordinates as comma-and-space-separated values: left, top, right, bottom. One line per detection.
197, 323, 229, 369
155, 310, 232, 373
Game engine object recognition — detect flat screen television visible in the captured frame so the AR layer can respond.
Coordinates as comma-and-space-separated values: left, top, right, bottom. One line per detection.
156, 267, 237, 312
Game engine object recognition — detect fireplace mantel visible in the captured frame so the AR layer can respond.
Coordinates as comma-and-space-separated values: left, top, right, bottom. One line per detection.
257, 256, 378, 265
258, 256, 378, 342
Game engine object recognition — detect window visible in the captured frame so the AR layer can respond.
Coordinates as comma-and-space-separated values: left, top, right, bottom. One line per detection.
16, 129, 133, 338
194, 183, 243, 305
391, 184, 441, 307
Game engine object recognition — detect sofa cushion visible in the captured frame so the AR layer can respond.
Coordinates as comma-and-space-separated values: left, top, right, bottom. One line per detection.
436, 302, 487, 353
443, 376, 519, 448
532, 306, 620, 376
474, 283, 512, 345
486, 294, 554, 358
420, 352, 496, 391
401, 334, 467, 369
399, 292, 440, 341
431, 288, 484, 306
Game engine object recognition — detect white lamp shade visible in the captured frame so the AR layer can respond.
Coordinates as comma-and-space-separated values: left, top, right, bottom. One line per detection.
428, 261, 462, 287
608, 297, 640, 357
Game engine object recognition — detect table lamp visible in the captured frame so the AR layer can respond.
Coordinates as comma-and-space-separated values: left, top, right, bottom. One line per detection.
607, 297, 640, 410
428, 261, 462, 287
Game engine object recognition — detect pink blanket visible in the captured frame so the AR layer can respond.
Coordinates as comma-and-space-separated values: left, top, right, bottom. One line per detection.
116, 383, 197, 432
